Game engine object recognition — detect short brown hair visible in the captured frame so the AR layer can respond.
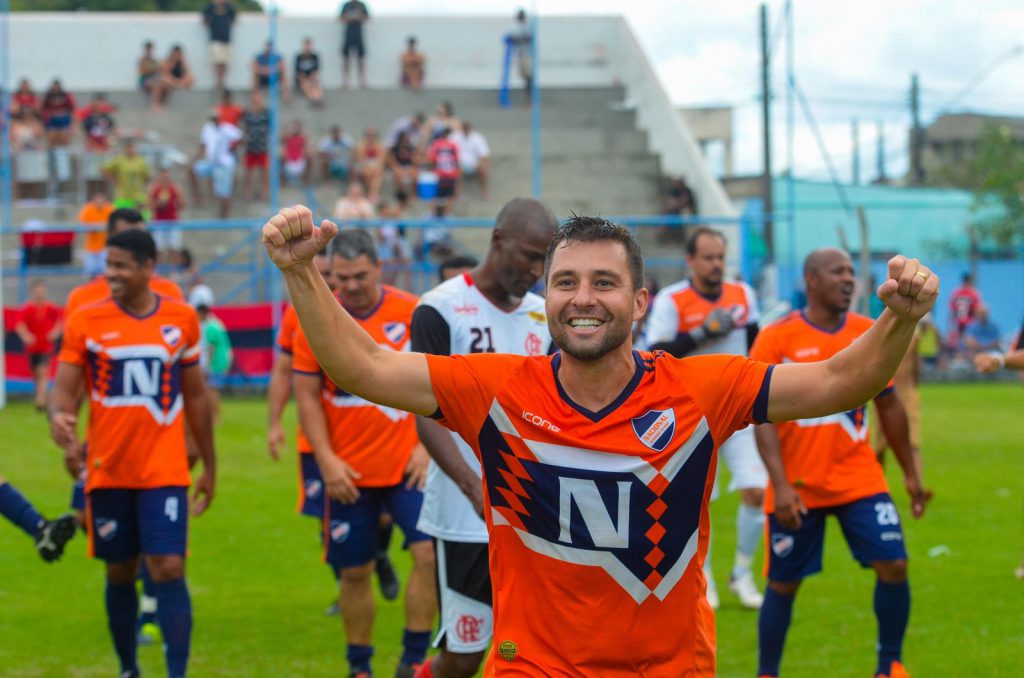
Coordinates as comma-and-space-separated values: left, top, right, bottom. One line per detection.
544, 216, 644, 291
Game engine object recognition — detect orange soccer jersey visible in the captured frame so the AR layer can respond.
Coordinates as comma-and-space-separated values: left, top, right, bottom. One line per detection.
59, 297, 201, 491
426, 350, 772, 677
276, 304, 311, 454
645, 279, 759, 357
749, 310, 891, 512
66, 274, 183, 316
292, 286, 420, 488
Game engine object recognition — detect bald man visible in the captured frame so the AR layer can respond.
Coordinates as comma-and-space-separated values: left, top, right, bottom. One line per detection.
411, 198, 558, 678
751, 248, 930, 678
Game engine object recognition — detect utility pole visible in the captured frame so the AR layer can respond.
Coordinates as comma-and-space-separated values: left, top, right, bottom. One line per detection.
851, 118, 860, 185
876, 120, 887, 184
909, 72, 925, 184
759, 3, 774, 258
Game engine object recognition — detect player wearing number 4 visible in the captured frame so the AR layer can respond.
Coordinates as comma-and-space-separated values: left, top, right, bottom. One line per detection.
752, 249, 932, 678
263, 205, 938, 677
49, 229, 217, 678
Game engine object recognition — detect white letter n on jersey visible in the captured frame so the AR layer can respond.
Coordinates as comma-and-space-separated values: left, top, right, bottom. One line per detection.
557, 478, 631, 548
124, 358, 161, 396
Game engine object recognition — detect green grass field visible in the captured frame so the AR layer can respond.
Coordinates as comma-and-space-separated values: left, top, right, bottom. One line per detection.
1, 383, 1023, 677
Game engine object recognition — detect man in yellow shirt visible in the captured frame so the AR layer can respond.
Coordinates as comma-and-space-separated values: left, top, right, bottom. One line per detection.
102, 139, 150, 209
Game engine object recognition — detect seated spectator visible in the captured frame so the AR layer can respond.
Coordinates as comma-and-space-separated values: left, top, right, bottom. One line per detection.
40, 79, 76, 147
102, 138, 150, 209
427, 126, 460, 217
424, 100, 461, 146
400, 36, 425, 89
281, 120, 310, 184
660, 176, 699, 242
318, 125, 354, 182
161, 45, 197, 100
138, 41, 165, 111
241, 92, 271, 201
294, 37, 324, 106
964, 305, 1002, 356
376, 201, 413, 289
149, 166, 188, 263
386, 130, 417, 206
172, 248, 204, 294
353, 127, 386, 201
452, 120, 490, 200
332, 180, 376, 221
216, 89, 244, 127
78, 94, 118, 153
437, 253, 478, 283
12, 78, 39, 117
9, 104, 45, 152
252, 41, 289, 99
77, 191, 114, 277
386, 111, 426, 148
190, 110, 243, 218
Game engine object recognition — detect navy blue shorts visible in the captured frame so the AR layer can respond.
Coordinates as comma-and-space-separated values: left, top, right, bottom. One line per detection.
297, 453, 326, 519
87, 487, 189, 562
324, 481, 429, 570
767, 492, 907, 582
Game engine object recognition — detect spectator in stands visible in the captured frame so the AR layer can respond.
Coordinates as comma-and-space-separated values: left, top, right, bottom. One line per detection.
161, 44, 197, 100
15, 279, 62, 412
216, 89, 244, 127
353, 127, 386, 201
149, 166, 188, 264
452, 120, 491, 200
252, 41, 289, 100
77, 191, 114, 277
241, 92, 271, 201
332, 180, 376, 222
189, 285, 233, 425
511, 9, 534, 103
102, 138, 150, 209
428, 127, 460, 217
78, 94, 118, 153
173, 248, 204, 296
202, 0, 237, 92
424, 100, 462, 145
294, 37, 324, 106
400, 36, 426, 90
281, 120, 310, 185
40, 80, 76, 147
376, 201, 413, 289
437, 253, 478, 283
917, 313, 943, 368
190, 109, 243, 218
138, 41, 165, 111
9, 104, 45, 153
950, 272, 982, 348
318, 125, 354, 183
660, 176, 698, 242
339, 0, 370, 89
12, 78, 39, 117
386, 130, 417, 207
385, 111, 426, 148
964, 305, 1002, 357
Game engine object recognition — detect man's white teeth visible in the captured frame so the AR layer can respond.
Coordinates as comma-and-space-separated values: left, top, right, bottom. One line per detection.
570, 319, 602, 327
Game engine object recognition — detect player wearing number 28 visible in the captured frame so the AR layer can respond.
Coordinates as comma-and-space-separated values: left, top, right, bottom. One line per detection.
49, 229, 217, 678
263, 205, 938, 677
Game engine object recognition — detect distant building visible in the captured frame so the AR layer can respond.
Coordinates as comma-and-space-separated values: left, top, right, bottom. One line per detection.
678, 106, 734, 178
917, 112, 1024, 181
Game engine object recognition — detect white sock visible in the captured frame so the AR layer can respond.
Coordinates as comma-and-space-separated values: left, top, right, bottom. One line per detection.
733, 503, 765, 579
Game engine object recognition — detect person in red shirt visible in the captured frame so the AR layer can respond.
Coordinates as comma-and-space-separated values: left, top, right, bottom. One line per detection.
949, 271, 982, 354
262, 205, 939, 677
292, 229, 434, 677
12, 78, 39, 117
149, 168, 188, 264
428, 127, 460, 217
751, 248, 931, 678
214, 88, 243, 127
15, 279, 62, 410
49, 229, 215, 678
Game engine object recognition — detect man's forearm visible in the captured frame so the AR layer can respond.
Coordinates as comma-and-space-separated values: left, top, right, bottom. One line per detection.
875, 395, 920, 481
415, 416, 479, 495
267, 357, 292, 428
295, 379, 334, 468
753, 423, 788, 489
649, 332, 698, 358
184, 384, 216, 472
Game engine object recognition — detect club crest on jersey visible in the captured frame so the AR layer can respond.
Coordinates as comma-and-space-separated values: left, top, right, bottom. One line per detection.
96, 518, 118, 541
160, 325, 182, 347
305, 479, 323, 499
771, 533, 794, 558
524, 332, 544, 356
631, 409, 676, 452
498, 641, 518, 662
527, 311, 546, 324
330, 520, 351, 543
383, 322, 407, 344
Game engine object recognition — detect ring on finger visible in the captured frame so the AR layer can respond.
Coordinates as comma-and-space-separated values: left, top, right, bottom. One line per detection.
914, 270, 929, 281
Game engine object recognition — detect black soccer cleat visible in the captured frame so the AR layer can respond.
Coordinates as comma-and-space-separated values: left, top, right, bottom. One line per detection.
375, 554, 400, 601
35, 514, 76, 563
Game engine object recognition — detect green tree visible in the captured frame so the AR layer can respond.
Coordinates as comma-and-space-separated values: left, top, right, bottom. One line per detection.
11, 0, 263, 11
966, 125, 1024, 251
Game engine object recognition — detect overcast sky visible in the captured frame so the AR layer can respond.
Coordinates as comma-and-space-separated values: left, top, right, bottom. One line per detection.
270, 0, 1024, 182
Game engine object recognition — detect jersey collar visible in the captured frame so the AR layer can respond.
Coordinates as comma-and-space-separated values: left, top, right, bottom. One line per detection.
799, 309, 847, 334
551, 350, 645, 423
